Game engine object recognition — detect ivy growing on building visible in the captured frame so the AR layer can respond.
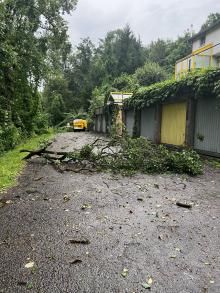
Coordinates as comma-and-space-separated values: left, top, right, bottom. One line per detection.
124, 69, 220, 110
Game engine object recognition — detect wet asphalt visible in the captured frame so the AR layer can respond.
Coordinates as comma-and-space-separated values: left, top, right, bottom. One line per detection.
0, 132, 219, 293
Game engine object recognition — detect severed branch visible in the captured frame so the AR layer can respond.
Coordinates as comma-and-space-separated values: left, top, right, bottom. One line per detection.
19, 138, 121, 174
20, 149, 72, 160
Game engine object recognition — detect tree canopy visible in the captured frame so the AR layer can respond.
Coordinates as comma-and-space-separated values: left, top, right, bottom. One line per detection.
0, 5, 218, 152
0, 0, 77, 151
200, 13, 220, 31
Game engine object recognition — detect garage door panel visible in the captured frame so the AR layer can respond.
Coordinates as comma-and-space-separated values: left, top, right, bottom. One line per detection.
161, 102, 187, 146
125, 110, 135, 136
140, 107, 155, 141
194, 97, 220, 153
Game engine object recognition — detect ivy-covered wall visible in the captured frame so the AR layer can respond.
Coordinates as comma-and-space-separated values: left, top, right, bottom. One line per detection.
124, 69, 220, 110
122, 69, 220, 155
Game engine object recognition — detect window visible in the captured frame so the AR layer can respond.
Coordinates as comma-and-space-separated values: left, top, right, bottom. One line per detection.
200, 35, 206, 46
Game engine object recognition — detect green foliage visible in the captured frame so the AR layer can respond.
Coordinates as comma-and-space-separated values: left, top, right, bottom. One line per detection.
72, 137, 203, 176
99, 25, 146, 80
57, 26, 146, 112
33, 112, 49, 135
145, 33, 191, 74
79, 145, 94, 159
111, 74, 137, 91
49, 94, 66, 126
165, 33, 192, 73
166, 149, 203, 175
200, 13, 220, 31
125, 69, 220, 110
0, 124, 21, 152
0, 0, 78, 151
146, 39, 168, 67
134, 62, 168, 86
88, 87, 105, 116
43, 25, 192, 116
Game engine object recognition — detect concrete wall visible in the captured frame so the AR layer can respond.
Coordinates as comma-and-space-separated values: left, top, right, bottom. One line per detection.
140, 107, 156, 141
194, 96, 220, 154
125, 110, 135, 136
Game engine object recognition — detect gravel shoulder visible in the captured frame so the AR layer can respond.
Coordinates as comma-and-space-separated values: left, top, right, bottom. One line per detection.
0, 132, 220, 293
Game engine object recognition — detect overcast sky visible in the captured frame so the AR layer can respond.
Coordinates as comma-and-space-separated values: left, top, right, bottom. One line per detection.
65, 0, 220, 47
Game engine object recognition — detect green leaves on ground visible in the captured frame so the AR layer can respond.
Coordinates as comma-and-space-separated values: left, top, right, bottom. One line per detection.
121, 268, 129, 277
61, 136, 203, 176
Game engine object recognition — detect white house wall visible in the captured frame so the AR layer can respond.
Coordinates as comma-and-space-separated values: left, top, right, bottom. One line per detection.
192, 28, 220, 56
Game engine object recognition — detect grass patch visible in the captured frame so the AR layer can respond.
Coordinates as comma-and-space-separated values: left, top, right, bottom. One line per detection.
0, 132, 55, 192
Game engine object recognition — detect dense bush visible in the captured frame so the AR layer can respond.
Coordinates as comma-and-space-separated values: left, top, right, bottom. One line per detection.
0, 124, 21, 153
133, 62, 169, 87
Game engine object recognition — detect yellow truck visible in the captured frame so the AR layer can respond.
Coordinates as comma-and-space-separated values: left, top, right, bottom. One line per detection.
72, 119, 87, 131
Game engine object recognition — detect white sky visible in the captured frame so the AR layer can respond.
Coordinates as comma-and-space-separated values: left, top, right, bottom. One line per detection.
66, 0, 220, 47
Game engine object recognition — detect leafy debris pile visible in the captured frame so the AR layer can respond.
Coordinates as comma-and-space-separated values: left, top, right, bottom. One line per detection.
21, 137, 203, 176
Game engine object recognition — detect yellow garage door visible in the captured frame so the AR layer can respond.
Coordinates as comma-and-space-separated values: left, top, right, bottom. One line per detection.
161, 102, 187, 146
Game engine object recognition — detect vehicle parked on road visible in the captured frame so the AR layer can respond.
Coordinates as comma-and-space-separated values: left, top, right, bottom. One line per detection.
72, 119, 87, 131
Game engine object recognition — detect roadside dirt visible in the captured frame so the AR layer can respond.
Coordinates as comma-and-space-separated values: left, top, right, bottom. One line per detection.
0, 132, 219, 293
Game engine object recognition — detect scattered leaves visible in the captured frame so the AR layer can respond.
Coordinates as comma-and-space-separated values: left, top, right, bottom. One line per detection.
142, 283, 151, 289
81, 203, 92, 210
63, 195, 71, 202
142, 276, 153, 289
121, 268, 129, 278
25, 261, 35, 269
26, 282, 33, 289
175, 247, 181, 252
6, 200, 13, 204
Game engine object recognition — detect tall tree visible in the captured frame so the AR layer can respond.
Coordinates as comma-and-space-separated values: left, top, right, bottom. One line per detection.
200, 13, 220, 31
0, 0, 77, 149
147, 39, 168, 68
98, 25, 146, 80
66, 38, 95, 111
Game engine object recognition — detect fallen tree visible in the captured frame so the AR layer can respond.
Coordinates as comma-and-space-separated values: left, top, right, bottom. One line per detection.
20, 137, 203, 176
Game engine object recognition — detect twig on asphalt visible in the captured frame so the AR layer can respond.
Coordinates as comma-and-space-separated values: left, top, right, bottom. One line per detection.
176, 201, 192, 209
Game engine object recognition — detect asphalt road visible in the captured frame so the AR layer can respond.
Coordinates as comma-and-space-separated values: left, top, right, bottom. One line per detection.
0, 132, 219, 293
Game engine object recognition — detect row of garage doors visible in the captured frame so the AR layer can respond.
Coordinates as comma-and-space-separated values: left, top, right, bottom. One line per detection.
125, 96, 220, 155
